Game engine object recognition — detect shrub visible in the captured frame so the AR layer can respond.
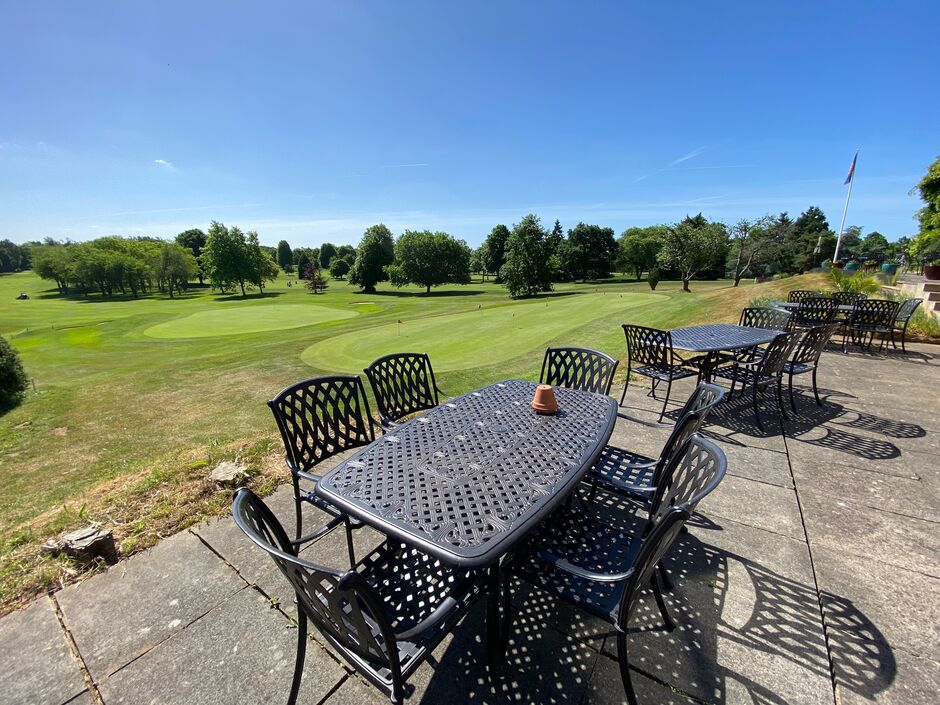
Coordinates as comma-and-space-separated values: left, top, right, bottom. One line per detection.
0, 336, 29, 412
747, 295, 777, 308
647, 266, 660, 290
828, 268, 881, 294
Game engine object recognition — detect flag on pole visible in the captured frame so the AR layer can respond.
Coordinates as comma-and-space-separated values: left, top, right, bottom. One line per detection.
843, 152, 858, 185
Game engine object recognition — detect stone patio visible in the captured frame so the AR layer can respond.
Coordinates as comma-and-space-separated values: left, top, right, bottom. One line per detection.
3, 343, 939, 705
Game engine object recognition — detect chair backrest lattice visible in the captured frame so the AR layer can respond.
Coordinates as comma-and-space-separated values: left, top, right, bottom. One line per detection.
540, 347, 619, 395
759, 331, 802, 378
739, 307, 791, 331
623, 325, 672, 369
787, 290, 824, 304
848, 299, 900, 330
268, 375, 375, 474
791, 323, 840, 366
894, 298, 922, 325
364, 352, 440, 424
831, 291, 867, 306
792, 298, 838, 326
232, 488, 397, 669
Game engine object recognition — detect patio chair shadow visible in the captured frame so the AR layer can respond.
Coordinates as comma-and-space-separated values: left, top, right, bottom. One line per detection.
416, 513, 895, 705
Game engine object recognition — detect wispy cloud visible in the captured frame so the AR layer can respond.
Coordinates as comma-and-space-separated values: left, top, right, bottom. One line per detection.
378, 163, 429, 169
153, 158, 177, 171
634, 145, 712, 182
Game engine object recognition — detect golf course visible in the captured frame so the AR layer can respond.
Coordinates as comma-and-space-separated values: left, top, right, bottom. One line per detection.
0, 269, 822, 611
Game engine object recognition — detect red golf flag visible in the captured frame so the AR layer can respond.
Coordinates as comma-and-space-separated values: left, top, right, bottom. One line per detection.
843, 152, 858, 185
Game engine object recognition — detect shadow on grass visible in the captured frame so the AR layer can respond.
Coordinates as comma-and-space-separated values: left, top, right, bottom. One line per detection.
213, 291, 285, 302
364, 289, 488, 298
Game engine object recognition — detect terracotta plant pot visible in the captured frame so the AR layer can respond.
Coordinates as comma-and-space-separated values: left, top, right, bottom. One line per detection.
531, 384, 558, 415
924, 264, 940, 280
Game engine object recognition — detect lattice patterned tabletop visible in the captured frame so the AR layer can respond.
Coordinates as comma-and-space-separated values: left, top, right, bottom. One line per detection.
316, 379, 617, 567
670, 324, 780, 353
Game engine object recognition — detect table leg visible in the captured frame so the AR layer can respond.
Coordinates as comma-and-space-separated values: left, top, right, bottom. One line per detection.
485, 563, 506, 673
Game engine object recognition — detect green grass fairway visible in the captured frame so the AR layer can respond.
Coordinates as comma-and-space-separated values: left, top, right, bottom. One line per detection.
145, 303, 357, 339
0, 268, 825, 612
303, 292, 665, 371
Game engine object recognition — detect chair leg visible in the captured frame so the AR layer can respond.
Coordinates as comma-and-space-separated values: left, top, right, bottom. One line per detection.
752, 382, 764, 432
616, 633, 639, 705
288, 609, 307, 705
812, 367, 822, 405
658, 378, 672, 423
788, 370, 797, 413
657, 561, 673, 592
890, 329, 898, 350
651, 573, 675, 631
776, 379, 788, 422
901, 325, 908, 354
486, 565, 503, 673
344, 517, 356, 569
619, 366, 631, 406
292, 479, 304, 541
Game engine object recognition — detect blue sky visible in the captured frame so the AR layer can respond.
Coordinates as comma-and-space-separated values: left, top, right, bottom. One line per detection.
1, 1, 937, 247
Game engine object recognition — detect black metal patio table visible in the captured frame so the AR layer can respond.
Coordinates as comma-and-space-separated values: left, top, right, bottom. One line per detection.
315, 378, 617, 668
669, 323, 781, 381
773, 301, 854, 313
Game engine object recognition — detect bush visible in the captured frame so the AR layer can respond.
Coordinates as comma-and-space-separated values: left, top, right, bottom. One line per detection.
0, 337, 29, 412
828, 269, 881, 294
647, 266, 660, 290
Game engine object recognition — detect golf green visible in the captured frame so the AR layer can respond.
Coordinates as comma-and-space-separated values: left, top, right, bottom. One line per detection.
144, 303, 358, 339
302, 292, 666, 372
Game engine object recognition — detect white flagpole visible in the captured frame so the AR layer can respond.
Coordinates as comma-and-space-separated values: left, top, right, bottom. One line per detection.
833, 151, 858, 263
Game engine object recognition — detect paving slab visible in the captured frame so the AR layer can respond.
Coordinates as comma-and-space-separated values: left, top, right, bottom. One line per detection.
831, 639, 940, 705
799, 494, 939, 576
787, 433, 932, 481
699, 473, 805, 540
582, 652, 699, 704
812, 545, 940, 659
57, 529, 245, 680
0, 597, 87, 705
98, 586, 346, 705
792, 459, 938, 523
713, 441, 794, 488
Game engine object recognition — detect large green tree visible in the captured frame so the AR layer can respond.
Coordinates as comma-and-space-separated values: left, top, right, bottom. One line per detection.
276, 240, 293, 270
782, 206, 834, 271
557, 223, 617, 281
910, 155, 940, 261
387, 230, 472, 293
319, 243, 337, 269
151, 243, 197, 298
175, 228, 207, 284
617, 226, 667, 280
499, 214, 554, 298
727, 217, 779, 286
348, 224, 395, 293
0, 335, 29, 412
657, 214, 729, 292
480, 224, 510, 282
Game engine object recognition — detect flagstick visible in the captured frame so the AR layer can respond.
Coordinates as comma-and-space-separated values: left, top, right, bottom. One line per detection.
833, 150, 858, 263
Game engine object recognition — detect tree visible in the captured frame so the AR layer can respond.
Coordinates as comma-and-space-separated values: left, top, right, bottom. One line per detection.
657, 214, 729, 292
336, 244, 356, 262
469, 247, 483, 278
616, 226, 666, 280
246, 231, 280, 293
276, 240, 293, 271
319, 243, 337, 269
0, 336, 29, 412
348, 224, 395, 293
546, 219, 564, 279
0, 239, 28, 272
306, 262, 327, 293
151, 243, 197, 298
557, 223, 617, 281
910, 154, 940, 261
329, 257, 350, 279
175, 229, 207, 284
861, 231, 890, 256
480, 225, 510, 282
783, 206, 834, 271
727, 217, 779, 286
499, 214, 554, 298
201, 222, 245, 294
387, 230, 472, 294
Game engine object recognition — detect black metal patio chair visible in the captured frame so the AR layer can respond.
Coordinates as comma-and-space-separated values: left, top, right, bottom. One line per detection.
783, 323, 840, 411
505, 436, 727, 705
790, 297, 838, 328
843, 299, 900, 353
787, 290, 823, 304
890, 298, 922, 353
364, 352, 449, 429
830, 291, 867, 307
709, 331, 801, 432
539, 346, 619, 395
621, 325, 698, 422
585, 382, 725, 505
268, 375, 376, 542
232, 488, 485, 705
739, 306, 792, 331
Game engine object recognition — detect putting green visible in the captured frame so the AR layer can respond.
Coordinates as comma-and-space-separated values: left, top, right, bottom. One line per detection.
302, 292, 666, 372
144, 303, 357, 339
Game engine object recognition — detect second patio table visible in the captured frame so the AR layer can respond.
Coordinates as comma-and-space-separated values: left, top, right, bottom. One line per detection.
669, 323, 782, 381
315, 378, 618, 569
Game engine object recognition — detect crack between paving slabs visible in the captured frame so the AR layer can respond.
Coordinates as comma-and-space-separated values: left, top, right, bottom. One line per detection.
50, 592, 106, 705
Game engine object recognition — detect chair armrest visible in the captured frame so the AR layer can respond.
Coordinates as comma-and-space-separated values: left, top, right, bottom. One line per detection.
536, 548, 636, 583
393, 596, 461, 641
291, 515, 346, 546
